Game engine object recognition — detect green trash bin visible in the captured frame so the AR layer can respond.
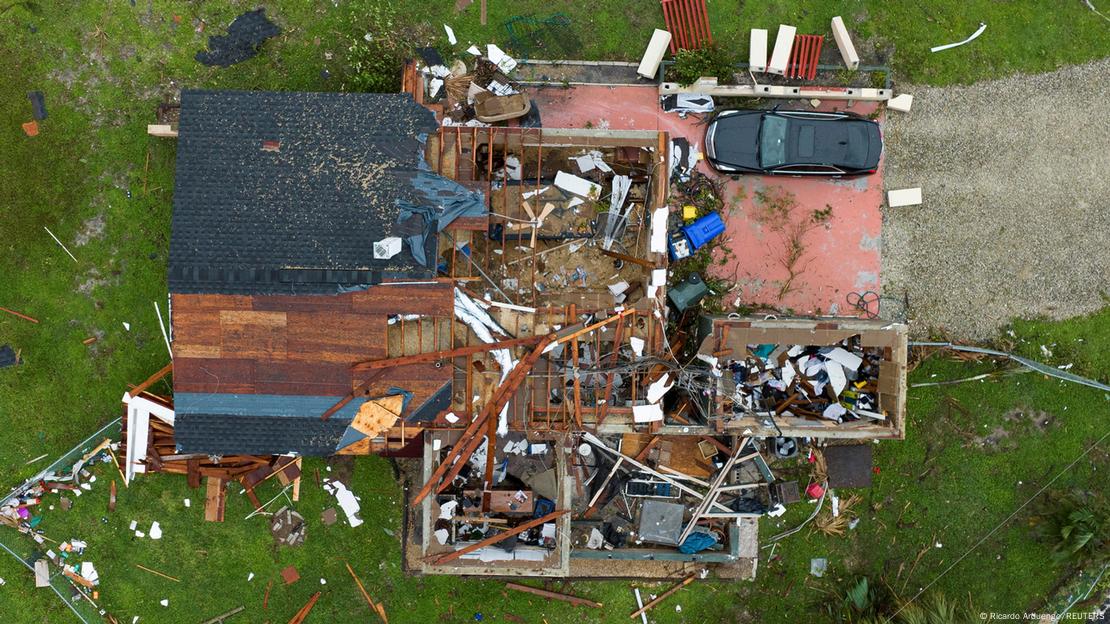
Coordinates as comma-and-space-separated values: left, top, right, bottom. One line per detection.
668, 273, 708, 312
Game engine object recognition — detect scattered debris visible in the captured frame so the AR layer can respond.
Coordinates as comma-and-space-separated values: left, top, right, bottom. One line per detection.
322, 479, 363, 527
931, 22, 987, 53
27, 91, 47, 120
0, 345, 21, 369
43, 226, 78, 262
630, 574, 696, 618
270, 507, 306, 547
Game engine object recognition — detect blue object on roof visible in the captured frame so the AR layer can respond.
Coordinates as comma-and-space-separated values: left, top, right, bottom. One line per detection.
678, 531, 718, 554
682, 212, 725, 250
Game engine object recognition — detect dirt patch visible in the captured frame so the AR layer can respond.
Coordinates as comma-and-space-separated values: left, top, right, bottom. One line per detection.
972, 408, 1056, 450
325, 454, 357, 484
76, 269, 109, 296
1004, 408, 1055, 433
74, 213, 106, 246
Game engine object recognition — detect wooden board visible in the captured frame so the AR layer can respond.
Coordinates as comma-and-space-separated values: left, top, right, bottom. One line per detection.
204, 477, 226, 522
621, 433, 712, 478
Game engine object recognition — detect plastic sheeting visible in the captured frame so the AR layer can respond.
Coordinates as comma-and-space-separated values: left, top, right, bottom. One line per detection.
396, 165, 488, 267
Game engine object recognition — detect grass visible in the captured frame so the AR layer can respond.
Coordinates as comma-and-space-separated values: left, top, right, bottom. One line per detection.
0, 0, 1107, 622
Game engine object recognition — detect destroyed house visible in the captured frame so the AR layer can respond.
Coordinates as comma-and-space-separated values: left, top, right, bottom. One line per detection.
167, 89, 482, 456
143, 83, 911, 581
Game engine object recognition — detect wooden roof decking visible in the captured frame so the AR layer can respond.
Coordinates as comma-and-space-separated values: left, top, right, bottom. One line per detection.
171, 283, 454, 403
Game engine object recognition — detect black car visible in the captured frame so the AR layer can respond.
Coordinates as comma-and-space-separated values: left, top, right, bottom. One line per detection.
705, 108, 882, 176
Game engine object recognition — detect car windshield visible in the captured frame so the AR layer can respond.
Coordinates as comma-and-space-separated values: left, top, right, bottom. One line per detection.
759, 115, 788, 168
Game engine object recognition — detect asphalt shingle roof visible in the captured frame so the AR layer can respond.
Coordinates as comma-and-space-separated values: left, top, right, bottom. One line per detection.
169, 89, 440, 295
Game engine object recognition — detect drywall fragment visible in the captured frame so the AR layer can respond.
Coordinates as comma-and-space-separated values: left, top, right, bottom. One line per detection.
824, 347, 863, 371
650, 207, 668, 253
630, 336, 646, 358
830, 16, 859, 69
749, 28, 768, 72
633, 404, 665, 423
554, 171, 601, 198
887, 188, 922, 207
767, 25, 797, 75
322, 479, 363, 528
637, 29, 672, 79
887, 94, 913, 112
646, 373, 673, 404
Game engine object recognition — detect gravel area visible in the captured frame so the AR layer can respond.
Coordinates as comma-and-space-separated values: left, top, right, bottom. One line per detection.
881, 59, 1110, 340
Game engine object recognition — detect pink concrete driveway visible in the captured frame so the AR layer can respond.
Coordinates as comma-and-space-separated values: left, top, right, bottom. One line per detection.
528, 84, 884, 316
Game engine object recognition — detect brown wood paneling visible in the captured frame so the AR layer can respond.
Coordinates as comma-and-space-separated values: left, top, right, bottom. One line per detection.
171, 284, 453, 399
349, 284, 453, 316
220, 310, 288, 359
285, 312, 385, 363
253, 361, 354, 396
172, 293, 252, 312
172, 358, 257, 393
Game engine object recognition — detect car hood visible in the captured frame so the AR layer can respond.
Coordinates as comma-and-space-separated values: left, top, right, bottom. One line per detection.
786, 118, 882, 170
708, 112, 761, 170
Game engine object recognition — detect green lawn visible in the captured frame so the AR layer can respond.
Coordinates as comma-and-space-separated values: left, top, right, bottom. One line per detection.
1, 0, 1107, 622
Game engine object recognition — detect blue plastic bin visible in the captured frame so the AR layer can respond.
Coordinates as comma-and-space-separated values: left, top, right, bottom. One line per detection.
681, 212, 725, 250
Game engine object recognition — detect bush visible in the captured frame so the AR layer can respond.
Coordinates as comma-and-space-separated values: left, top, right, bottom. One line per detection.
345, 3, 408, 93
670, 44, 737, 87
1033, 489, 1109, 567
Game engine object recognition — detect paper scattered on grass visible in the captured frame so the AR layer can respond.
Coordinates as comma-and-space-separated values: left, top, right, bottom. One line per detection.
149, 521, 162, 540
443, 24, 457, 45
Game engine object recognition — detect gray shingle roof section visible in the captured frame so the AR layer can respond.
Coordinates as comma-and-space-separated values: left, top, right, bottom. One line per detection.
175, 413, 351, 456
169, 89, 440, 295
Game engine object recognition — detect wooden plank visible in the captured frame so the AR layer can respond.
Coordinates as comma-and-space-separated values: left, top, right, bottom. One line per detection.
320, 369, 387, 421
345, 562, 388, 623
286, 591, 321, 624
505, 582, 602, 608
0, 305, 39, 324
199, 606, 245, 624
127, 362, 173, 399
412, 335, 556, 505
433, 510, 568, 564
204, 477, 226, 522
629, 575, 695, 619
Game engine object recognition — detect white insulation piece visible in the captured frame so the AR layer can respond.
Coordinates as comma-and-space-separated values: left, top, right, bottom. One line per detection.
454, 288, 518, 435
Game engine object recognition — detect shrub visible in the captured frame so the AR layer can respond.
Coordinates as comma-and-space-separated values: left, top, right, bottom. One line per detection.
670, 44, 737, 87
345, 3, 408, 93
